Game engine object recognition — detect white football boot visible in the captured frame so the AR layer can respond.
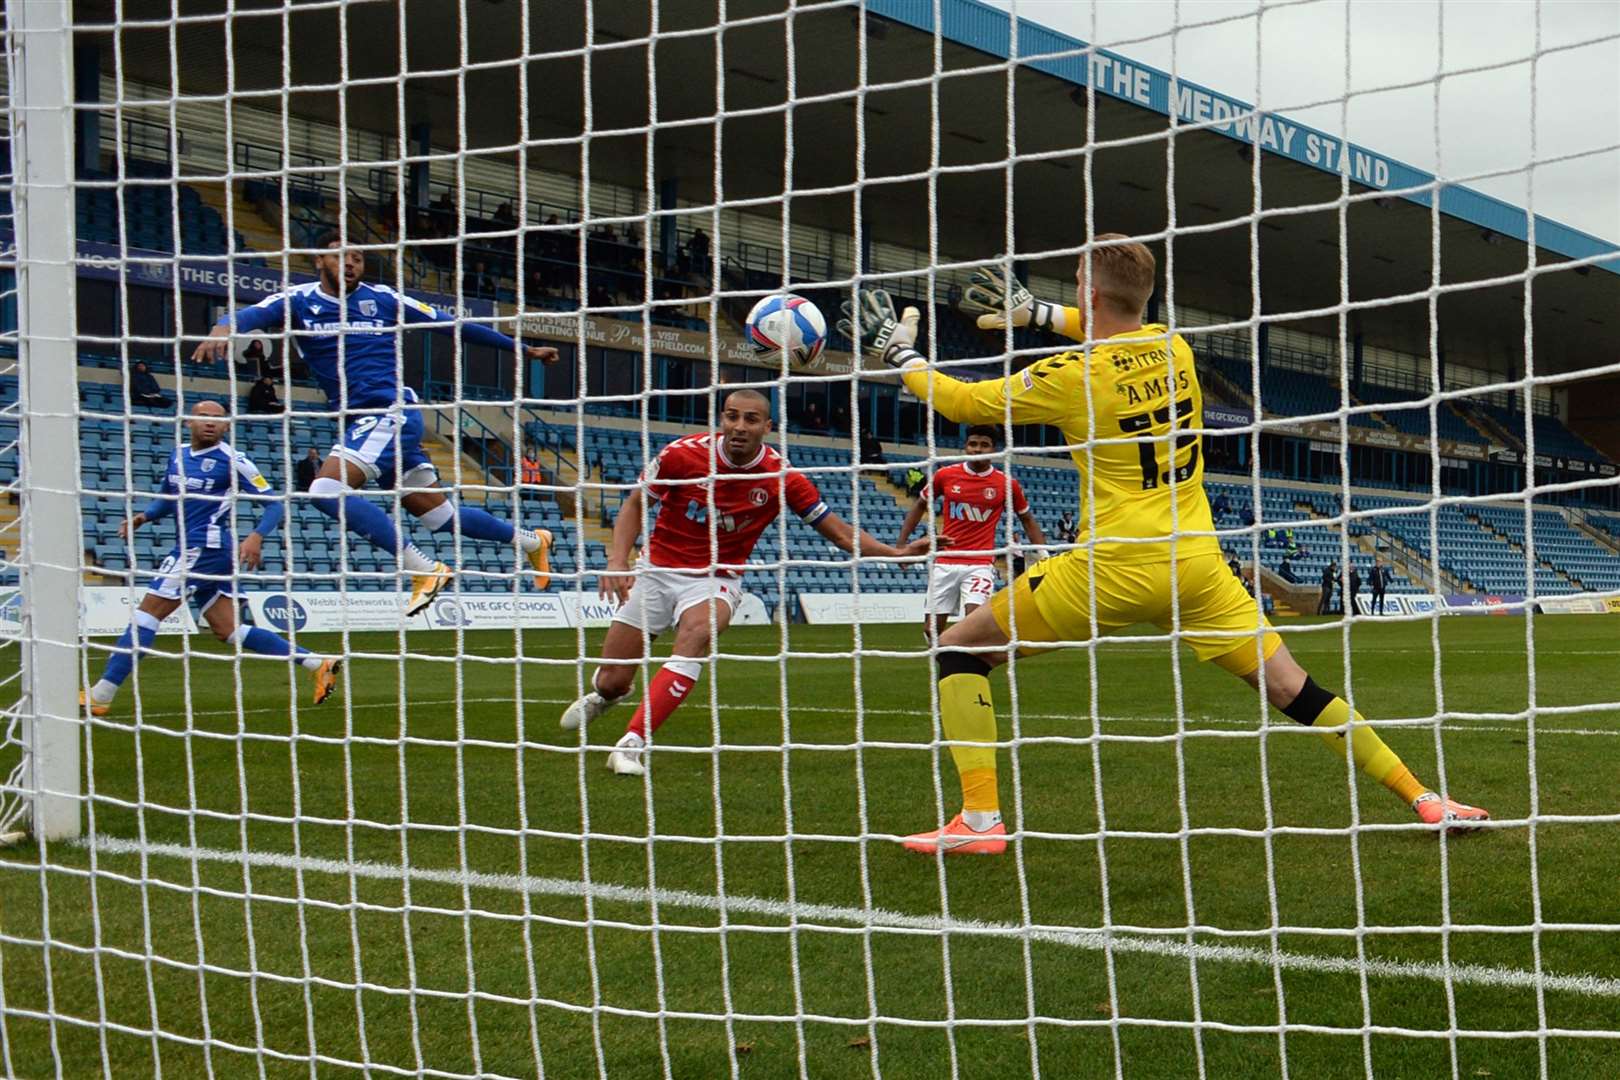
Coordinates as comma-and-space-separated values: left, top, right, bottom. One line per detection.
560, 691, 616, 731
606, 732, 646, 776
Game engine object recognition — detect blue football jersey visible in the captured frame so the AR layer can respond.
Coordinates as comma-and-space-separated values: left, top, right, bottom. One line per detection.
146, 442, 277, 549
222, 281, 517, 409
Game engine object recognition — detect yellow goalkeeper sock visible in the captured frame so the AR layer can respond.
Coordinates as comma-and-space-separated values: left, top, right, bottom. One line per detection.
1283, 677, 1427, 806
937, 665, 1000, 814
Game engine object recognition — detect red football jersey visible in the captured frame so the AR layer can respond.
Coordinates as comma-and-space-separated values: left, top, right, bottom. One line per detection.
924, 463, 1028, 565
641, 433, 828, 574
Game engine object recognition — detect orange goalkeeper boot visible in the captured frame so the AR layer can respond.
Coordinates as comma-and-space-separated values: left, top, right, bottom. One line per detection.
902, 813, 1007, 855
1413, 792, 1489, 834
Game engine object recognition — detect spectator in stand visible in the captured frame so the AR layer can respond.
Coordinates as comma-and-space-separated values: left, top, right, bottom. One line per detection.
247, 374, 282, 415
493, 201, 516, 226
130, 361, 171, 407
295, 448, 320, 493
1348, 566, 1363, 615
521, 444, 544, 505
241, 337, 268, 378
1226, 551, 1243, 580
803, 400, 826, 431
860, 432, 886, 465
1240, 507, 1254, 528
1279, 554, 1298, 583
1058, 509, 1077, 545
1211, 492, 1231, 518
831, 401, 850, 434
463, 258, 496, 299
686, 227, 711, 276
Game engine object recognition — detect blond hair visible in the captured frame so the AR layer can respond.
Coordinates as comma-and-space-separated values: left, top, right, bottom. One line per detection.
1084, 233, 1156, 317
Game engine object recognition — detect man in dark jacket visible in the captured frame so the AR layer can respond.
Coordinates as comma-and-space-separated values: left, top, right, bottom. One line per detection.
1370, 562, 1389, 615
1319, 563, 1336, 615
1348, 567, 1363, 615
130, 361, 170, 407
294, 448, 320, 493
247, 374, 282, 414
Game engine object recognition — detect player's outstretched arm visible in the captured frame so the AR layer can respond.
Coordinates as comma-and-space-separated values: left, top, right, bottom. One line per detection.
194, 294, 287, 363
402, 292, 560, 365
813, 510, 941, 560
600, 490, 645, 604
959, 265, 1087, 342
896, 495, 929, 546
844, 288, 1085, 434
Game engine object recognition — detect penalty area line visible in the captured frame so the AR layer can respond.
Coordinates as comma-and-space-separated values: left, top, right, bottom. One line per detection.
85, 834, 1620, 1000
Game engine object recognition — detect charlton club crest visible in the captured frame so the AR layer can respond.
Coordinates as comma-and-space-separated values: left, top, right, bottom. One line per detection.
983, 486, 996, 500
748, 487, 769, 506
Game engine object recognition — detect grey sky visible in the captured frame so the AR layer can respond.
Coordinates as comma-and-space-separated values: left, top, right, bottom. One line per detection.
982, 0, 1620, 245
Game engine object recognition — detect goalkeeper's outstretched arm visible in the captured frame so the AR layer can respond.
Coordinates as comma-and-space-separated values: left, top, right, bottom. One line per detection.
958, 265, 1089, 342
842, 287, 1084, 430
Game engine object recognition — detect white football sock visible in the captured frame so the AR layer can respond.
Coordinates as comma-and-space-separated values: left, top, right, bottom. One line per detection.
401, 544, 437, 574
91, 679, 119, 704
962, 809, 1002, 832
516, 528, 543, 553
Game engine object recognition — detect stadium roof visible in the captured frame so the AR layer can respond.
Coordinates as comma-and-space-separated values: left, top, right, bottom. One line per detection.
78, 0, 1619, 379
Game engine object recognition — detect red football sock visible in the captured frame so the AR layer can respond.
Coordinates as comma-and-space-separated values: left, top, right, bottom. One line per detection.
626, 659, 702, 739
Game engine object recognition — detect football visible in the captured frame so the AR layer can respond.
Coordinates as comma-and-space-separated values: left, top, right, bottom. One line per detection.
743, 293, 827, 369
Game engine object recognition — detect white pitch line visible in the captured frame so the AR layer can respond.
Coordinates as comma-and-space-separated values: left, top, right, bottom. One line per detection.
84, 835, 1620, 1000
124, 695, 1620, 740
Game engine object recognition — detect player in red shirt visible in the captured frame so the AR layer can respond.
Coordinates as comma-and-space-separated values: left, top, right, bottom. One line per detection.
561, 388, 938, 775
897, 426, 1048, 642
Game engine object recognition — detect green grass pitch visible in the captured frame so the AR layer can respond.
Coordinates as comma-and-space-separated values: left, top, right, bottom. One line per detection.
2, 614, 1618, 1078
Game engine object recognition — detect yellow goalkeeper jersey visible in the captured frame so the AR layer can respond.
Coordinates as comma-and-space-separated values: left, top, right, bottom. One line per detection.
901, 322, 1219, 565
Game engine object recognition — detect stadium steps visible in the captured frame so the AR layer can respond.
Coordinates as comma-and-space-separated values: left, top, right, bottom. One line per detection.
1366, 526, 1466, 595
1465, 511, 1580, 590
1458, 405, 1521, 451
0, 496, 18, 561
1569, 509, 1620, 557
867, 469, 917, 513
1254, 566, 1309, 616
1198, 362, 1252, 407
189, 181, 288, 263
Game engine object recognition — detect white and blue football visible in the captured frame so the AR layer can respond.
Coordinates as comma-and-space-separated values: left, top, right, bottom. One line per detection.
744, 293, 827, 368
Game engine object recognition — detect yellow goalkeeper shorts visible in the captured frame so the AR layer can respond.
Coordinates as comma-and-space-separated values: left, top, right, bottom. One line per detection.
989, 550, 1282, 677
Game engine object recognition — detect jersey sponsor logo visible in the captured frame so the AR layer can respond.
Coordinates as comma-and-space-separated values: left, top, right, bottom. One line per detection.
685, 499, 740, 533
306, 319, 388, 333
949, 502, 997, 523
359, 299, 378, 316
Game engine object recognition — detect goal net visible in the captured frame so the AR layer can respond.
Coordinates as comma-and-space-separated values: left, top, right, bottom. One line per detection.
2, 1, 1618, 1077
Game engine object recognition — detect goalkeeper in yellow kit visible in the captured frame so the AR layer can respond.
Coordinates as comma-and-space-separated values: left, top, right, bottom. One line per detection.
841, 234, 1489, 854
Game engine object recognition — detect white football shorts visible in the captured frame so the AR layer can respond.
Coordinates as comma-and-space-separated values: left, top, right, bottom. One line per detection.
924, 562, 998, 616
613, 565, 746, 636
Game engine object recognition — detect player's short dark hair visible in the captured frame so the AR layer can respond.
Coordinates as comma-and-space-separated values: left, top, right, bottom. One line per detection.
722, 386, 772, 415
314, 228, 343, 249
964, 425, 1001, 446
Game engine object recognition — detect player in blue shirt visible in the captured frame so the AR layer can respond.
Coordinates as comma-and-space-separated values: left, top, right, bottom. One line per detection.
192, 231, 561, 615
83, 402, 341, 716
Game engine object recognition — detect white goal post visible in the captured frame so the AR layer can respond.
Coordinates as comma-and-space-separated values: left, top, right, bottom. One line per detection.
3, 0, 82, 843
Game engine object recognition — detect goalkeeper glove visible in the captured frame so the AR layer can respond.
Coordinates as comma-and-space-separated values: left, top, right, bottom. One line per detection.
838, 289, 924, 368
959, 264, 1061, 334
